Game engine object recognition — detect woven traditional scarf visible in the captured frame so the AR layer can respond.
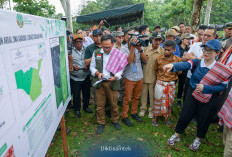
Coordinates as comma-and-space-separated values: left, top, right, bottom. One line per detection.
105, 48, 128, 74
218, 90, 232, 128
192, 45, 232, 103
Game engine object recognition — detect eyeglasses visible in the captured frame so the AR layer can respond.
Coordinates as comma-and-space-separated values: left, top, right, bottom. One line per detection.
203, 48, 216, 54
203, 34, 213, 38
102, 46, 112, 50
74, 41, 83, 44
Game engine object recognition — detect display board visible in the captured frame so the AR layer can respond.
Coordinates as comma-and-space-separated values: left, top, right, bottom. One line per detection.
0, 9, 71, 157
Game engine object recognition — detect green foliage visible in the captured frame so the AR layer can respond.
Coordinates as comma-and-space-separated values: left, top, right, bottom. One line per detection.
13, 0, 56, 18
77, 0, 232, 30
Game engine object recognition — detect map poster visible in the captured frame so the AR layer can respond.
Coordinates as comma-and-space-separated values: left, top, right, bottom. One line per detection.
0, 9, 71, 157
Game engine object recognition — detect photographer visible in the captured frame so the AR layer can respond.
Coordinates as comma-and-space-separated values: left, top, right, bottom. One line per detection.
121, 33, 147, 127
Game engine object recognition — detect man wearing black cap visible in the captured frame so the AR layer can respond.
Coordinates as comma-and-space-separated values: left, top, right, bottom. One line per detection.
139, 32, 164, 118
219, 22, 232, 42
84, 29, 103, 66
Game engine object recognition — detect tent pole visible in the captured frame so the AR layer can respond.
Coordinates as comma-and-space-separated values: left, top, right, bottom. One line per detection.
142, 11, 144, 24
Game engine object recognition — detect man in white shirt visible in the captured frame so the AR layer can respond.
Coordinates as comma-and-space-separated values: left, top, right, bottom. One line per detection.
90, 34, 123, 134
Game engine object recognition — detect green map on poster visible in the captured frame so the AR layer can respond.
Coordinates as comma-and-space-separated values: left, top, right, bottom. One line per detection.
50, 36, 68, 108
15, 59, 43, 102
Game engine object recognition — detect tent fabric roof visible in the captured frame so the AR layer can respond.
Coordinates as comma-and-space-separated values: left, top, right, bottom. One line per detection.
76, 3, 144, 25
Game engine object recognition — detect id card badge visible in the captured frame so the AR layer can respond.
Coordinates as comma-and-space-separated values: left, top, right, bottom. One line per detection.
132, 64, 137, 73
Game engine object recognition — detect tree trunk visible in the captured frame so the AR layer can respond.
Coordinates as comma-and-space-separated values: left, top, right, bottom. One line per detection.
204, 0, 213, 25
60, 0, 73, 33
190, 0, 205, 32
8, 0, 11, 10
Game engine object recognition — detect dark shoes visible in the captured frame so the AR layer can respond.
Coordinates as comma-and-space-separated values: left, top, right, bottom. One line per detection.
131, 114, 143, 122
122, 118, 133, 127
83, 107, 93, 113
112, 122, 122, 130
74, 111, 81, 118
97, 124, 105, 134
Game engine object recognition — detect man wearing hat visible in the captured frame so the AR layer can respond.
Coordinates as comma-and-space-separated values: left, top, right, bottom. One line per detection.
171, 26, 181, 45
219, 22, 232, 42
160, 29, 180, 57
114, 31, 124, 50
176, 33, 194, 107
139, 32, 164, 118
70, 34, 92, 117
85, 29, 103, 67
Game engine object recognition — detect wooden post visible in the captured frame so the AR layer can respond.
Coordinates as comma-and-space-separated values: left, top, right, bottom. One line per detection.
60, 115, 68, 157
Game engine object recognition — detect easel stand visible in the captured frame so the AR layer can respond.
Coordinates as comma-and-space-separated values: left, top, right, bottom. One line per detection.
60, 115, 68, 157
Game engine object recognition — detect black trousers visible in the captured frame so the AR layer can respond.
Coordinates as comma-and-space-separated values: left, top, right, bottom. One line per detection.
177, 71, 187, 99
183, 77, 190, 102
175, 86, 220, 138
70, 76, 90, 111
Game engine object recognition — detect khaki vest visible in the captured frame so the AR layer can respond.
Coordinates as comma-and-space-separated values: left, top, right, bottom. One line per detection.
91, 49, 120, 91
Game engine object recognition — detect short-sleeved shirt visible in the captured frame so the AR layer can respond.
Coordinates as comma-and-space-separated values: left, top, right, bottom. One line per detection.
70, 47, 90, 81
84, 43, 101, 59
121, 44, 143, 81
154, 54, 182, 82
160, 42, 180, 57
143, 45, 164, 83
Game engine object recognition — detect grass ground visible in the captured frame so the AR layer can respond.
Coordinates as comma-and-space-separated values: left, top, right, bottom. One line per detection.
46, 97, 224, 157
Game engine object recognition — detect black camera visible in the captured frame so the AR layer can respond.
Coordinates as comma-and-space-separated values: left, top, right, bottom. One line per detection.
128, 33, 149, 47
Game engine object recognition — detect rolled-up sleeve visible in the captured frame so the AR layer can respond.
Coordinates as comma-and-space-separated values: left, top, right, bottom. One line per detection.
90, 53, 97, 76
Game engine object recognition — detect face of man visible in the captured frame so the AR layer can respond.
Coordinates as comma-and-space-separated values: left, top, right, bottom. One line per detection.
164, 46, 175, 57
179, 24, 185, 34
182, 38, 191, 46
185, 26, 192, 33
93, 34, 102, 44
152, 38, 162, 49
76, 29, 82, 34
166, 35, 176, 41
86, 30, 90, 36
154, 28, 160, 32
203, 29, 216, 44
102, 39, 114, 54
73, 39, 83, 50
103, 30, 110, 35
142, 27, 150, 35
124, 30, 134, 43
197, 29, 204, 42
224, 28, 232, 38
115, 36, 123, 44
117, 27, 122, 32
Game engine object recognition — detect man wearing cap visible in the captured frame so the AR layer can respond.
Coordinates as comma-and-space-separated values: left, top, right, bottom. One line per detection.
165, 39, 227, 151
70, 34, 92, 117
139, 32, 164, 118
85, 29, 103, 66
114, 31, 124, 50
219, 22, 232, 43
176, 33, 194, 107
171, 26, 181, 45
160, 29, 180, 57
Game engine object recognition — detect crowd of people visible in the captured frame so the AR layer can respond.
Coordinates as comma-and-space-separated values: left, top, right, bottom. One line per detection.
66, 21, 232, 154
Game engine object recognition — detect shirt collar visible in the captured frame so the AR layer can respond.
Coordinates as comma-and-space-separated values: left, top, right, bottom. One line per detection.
73, 47, 83, 53
201, 59, 216, 69
161, 54, 175, 61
